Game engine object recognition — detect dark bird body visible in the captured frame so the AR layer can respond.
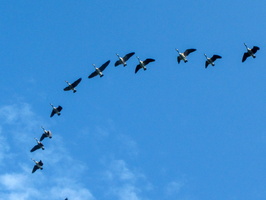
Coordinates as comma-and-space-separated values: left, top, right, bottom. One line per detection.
50, 103, 63, 117
204, 54, 222, 68
32, 159, 43, 173
135, 57, 155, 73
242, 43, 260, 62
176, 48, 196, 63
64, 78, 82, 93
88, 60, 110, 78
40, 126, 52, 141
115, 52, 135, 67
30, 138, 44, 152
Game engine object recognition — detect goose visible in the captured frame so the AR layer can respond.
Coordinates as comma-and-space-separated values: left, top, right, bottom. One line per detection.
204, 54, 222, 68
30, 138, 45, 152
115, 52, 135, 67
176, 48, 196, 63
40, 126, 52, 141
242, 43, 260, 62
50, 103, 63, 117
31, 159, 43, 173
63, 78, 82, 93
88, 60, 110, 78
135, 57, 155, 73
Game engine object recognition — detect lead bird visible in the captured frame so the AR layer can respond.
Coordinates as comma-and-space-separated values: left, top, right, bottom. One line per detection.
40, 126, 52, 141
242, 43, 260, 62
63, 78, 82, 93
135, 57, 155, 73
176, 48, 196, 63
30, 138, 44, 152
88, 60, 110, 78
204, 54, 222, 68
114, 52, 135, 67
50, 103, 63, 117
31, 159, 43, 173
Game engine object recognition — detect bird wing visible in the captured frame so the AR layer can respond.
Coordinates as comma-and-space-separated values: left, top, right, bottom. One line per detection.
143, 58, 155, 65
242, 52, 249, 62
184, 48, 196, 56
123, 52, 135, 61
39, 160, 43, 166
50, 110, 56, 117
63, 85, 71, 91
57, 106, 63, 112
211, 55, 222, 62
40, 134, 46, 141
88, 71, 98, 78
114, 60, 122, 66
99, 60, 111, 71
30, 145, 40, 152
135, 65, 142, 73
177, 56, 181, 64
71, 78, 82, 87
205, 61, 209, 68
32, 165, 39, 173
251, 46, 260, 54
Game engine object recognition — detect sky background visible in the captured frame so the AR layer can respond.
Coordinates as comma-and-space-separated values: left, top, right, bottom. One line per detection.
0, 1, 266, 200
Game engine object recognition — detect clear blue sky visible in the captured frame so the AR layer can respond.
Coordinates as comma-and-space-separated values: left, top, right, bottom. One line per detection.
0, 1, 266, 200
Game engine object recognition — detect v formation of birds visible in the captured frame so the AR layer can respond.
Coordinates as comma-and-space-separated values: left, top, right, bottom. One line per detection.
29, 43, 259, 199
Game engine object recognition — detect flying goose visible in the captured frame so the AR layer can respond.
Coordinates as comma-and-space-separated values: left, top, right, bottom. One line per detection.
135, 57, 155, 73
40, 126, 52, 141
242, 43, 260, 62
88, 60, 110, 78
30, 138, 45, 152
176, 48, 196, 63
63, 78, 82, 93
204, 54, 222, 68
115, 52, 135, 67
50, 103, 63, 117
31, 159, 43, 173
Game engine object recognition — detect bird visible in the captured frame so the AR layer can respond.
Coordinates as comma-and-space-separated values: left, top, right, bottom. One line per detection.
135, 57, 155, 73
114, 52, 135, 67
31, 159, 43, 173
40, 126, 52, 141
204, 54, 222, 68
88, 60, 110, 78
175, 48, 196, 63
63, 78, 82, 93
242, 43, 260, 62
30, 138, 45, 152
50, 103, 63, 117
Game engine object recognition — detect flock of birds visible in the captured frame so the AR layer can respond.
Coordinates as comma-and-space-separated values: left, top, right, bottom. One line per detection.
28, 42, 260, 199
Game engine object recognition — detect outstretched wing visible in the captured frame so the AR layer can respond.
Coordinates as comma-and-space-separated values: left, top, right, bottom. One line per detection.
242, 52, 249, 62
63, 85, 71, 91
123, 52, 135, 62
88, 71, 98, 78
184, 48, 196, 56
114, 60, 122, 66
99, 60, 111, 71
177, 56, 181, 64
50, 110, 56, 117
135, 65, 142, 74
71, 78, 82, 88
251, 46, 260, 54
32, 165, 39, 173
205, 61, 209, 68
40, 133, 46, 141
57, 106, 63, 112
143, 58, 155, 65
30, 145, 40, 152
211, 55, 222, 62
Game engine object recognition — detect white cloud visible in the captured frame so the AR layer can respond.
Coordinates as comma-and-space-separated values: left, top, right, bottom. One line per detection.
164, 180, 185, 197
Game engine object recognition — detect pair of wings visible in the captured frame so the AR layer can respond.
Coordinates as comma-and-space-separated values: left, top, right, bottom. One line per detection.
63, 78, 82, 91
177, 48, 196, 63
32, 161, 43, 173
88, 60, 111, 78
135, 59, 155, 73
30, 143, 43, 152
40, 131, 52, 141
50, 106, 63, 117
205, 55, 222, 68
115, 52, 135, 66
242, 46, 260, 62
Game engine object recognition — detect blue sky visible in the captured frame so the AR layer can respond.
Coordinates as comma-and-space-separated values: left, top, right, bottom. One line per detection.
0, 1, 266, 200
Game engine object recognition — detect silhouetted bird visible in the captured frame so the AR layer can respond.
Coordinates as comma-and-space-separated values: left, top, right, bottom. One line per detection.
135, 57, 155, 73
242, 43, 260, 62
176, 48, 196, 63
31, 159, 43, 173
88, 60, 110, 78
40, 126, 52, 141
63, 78, 82, 93
204, 54, 222, 68
115, 52, 135, 67
30, 138, 44, 152
50, 103, 63, 117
